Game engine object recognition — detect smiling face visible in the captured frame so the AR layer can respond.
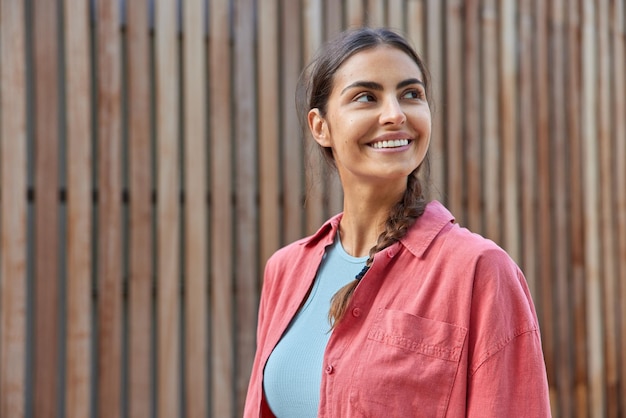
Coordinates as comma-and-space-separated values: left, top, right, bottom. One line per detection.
308, 45, 431, 190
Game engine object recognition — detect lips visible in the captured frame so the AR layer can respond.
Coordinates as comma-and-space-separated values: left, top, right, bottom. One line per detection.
370, 138, 410, 149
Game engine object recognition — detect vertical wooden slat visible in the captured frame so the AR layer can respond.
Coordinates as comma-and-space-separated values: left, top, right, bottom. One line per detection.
481, 0, 500, 242
183, 0, 208, 416
126, 1, 152, 417
550, 1, 574, 416
566, 3, 589, 416
499, 0, 519, 260
0, 1, 27, 416
155, 0, 181, 416
425, 0, 444, 201
444, 0, 464, 223
581, 0, 607, 415
209, 0, 234, 414
324, 0, 344, 40
281, 0, 304, 243
518, 0, 538, 304
463, 0, 482, 234
406, 1, 424, 61
387, 0, 403, 30
304, 0, 325, 235
597, 1, 619, 415
325, 0, 344, 216
258, 0, 281, 268
96, 0, 123, 415
234, 0, 258, 414
64, 0, 92, 416
612, 0, 626, 413
346, 0, 364, 27
367, 0, 385, 27
533, 1, 556, 406
33, 0, 60, 416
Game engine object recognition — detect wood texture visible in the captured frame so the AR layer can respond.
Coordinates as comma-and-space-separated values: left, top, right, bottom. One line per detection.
463, 0, 482, 234
33, 0, 60, 415
234, 0, 259, 413
425, 0, 444, 200
565, 5, 589, 417
304, 0, 325, 235
281, 0, 304, 244
481, 0, 500, 244
0, 2, 624, 417
258, 0, 281, 276
445, 0, 464, 223
209, 0, 234, 415
325, 0, 345, 216
64, 0, 93, 416
550, 2, 573, 416
499, 0, 519, 261
155, 0, 181, 416
0, 0, 27, 416
612, 1, 626, 414
183, 0, 208, 416
581, 0, 607, 415
127, 1, 153, 417
533, 2, 557, 408
597, 0, 620, 415
96, 0, 123, 415
517, 0, 537, 299
346, 0, 364, 27
388, 0, 404, 30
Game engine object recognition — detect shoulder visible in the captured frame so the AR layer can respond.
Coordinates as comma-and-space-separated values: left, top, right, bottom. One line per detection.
414, 203, 538, 334
401, 201, 510, 267
408, 201, 515, 271
434, 219, 531, 321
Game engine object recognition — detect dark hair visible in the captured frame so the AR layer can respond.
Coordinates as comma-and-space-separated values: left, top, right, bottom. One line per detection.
296, 27, 432, 328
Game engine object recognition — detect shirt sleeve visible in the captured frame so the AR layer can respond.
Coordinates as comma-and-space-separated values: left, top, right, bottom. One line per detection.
465, 249, 552, 417
466, 329, 552, 417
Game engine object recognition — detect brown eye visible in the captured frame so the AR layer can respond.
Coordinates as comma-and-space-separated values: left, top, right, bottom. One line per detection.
355, 92, 376, 102
401, 89, 424, 100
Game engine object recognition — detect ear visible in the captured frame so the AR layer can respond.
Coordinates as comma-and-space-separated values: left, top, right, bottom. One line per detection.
308, 108, 331, 147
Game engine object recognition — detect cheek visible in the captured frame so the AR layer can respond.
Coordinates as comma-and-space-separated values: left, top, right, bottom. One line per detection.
412, 111, 432, 137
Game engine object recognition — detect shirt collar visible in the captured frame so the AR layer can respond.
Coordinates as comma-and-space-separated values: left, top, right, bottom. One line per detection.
299, 201, 455, 258
399, 200, 455, 258
300, 212, 343, 248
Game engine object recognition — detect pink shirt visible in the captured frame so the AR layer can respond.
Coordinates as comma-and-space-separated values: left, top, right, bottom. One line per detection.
244, 201, 551, 417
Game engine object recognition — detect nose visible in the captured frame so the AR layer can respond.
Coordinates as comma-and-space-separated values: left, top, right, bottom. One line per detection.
379, 97, 406, 125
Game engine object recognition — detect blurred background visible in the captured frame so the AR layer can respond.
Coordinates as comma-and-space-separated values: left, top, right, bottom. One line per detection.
0, 0, 624, 417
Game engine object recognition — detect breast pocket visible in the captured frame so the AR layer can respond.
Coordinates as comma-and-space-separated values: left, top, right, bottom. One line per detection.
349, 308, 467, 418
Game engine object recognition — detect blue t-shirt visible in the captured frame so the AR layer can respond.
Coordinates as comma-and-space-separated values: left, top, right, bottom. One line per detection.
263, 235, 368, 417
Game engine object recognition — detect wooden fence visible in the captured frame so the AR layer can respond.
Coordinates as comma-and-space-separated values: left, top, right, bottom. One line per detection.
0, 0, 624, 417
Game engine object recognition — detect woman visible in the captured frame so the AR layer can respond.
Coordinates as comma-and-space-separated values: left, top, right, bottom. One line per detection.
244, 27, 551, 417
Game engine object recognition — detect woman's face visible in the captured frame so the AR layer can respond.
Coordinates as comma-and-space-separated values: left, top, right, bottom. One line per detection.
308, 45, 431, 189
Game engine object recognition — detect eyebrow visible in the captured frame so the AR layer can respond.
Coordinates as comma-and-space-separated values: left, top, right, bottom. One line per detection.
340, 78, 425, 96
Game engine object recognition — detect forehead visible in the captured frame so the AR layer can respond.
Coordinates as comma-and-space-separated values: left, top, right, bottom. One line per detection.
332, 46, 423, 90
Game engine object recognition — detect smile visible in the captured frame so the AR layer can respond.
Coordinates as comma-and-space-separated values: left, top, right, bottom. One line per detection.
370, 139, 410, 149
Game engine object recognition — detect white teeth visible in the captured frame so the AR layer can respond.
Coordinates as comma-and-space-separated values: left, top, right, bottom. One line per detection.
371, 139, 410, 149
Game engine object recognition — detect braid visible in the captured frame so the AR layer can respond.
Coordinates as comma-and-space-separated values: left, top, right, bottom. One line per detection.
328, 170, 427, 328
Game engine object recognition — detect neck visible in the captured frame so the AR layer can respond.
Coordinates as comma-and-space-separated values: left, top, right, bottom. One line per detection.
339, 181, 405, 258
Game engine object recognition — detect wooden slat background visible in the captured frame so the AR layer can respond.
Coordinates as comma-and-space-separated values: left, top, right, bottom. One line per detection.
0, 1, 624, 417
64, 1, 93, 417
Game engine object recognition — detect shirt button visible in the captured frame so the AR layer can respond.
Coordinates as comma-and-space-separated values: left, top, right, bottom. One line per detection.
325, 365, 334, 374
352, 308, 361, 317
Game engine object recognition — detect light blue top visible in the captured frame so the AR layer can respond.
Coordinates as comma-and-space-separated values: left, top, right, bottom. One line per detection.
263, 235, 368, 417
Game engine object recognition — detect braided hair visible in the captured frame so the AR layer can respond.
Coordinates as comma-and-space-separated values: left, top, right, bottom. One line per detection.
296, 28, 432, 328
